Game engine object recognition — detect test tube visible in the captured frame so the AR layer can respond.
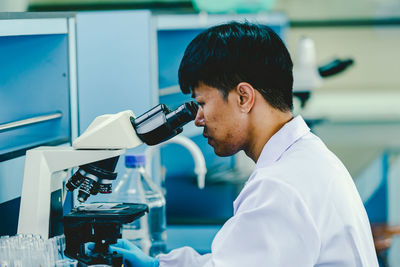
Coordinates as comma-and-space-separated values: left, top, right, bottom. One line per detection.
0, 233, 66, 267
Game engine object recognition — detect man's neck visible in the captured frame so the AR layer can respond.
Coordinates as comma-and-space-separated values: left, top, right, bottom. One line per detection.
245, 107, 293, 162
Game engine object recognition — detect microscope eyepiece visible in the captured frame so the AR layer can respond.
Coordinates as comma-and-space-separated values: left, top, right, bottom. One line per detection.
165, 101, 198, 130
132, 101, 198, 145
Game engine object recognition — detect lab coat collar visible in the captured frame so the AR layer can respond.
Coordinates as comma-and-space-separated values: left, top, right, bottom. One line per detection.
255, 115, 310, 170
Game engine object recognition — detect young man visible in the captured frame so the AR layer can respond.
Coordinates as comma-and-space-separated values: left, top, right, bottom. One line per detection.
110, 22, 379, 266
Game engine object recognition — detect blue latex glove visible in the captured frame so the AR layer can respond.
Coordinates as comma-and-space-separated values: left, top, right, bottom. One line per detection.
109, 239, 159, 267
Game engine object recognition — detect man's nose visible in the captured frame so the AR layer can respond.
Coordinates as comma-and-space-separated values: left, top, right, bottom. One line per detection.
194, 107, 205, 127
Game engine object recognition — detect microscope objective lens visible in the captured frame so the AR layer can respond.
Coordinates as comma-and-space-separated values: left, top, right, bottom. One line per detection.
66, 170, 85, 191
77, 175, 99, 202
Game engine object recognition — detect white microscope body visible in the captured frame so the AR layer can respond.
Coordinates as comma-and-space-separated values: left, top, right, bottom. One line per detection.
18, 110, 143, 239
18, 102, 198, 238
18, 101, 198, 239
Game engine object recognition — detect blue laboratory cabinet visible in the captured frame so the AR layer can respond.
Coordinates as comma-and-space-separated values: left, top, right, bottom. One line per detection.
0, 13, 78, 235
154, 13, 288, 229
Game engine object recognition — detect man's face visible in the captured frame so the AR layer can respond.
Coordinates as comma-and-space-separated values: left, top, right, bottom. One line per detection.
193, 83, 247, 157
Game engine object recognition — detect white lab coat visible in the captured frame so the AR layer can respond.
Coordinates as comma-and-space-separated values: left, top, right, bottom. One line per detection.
157, 116, 379, 267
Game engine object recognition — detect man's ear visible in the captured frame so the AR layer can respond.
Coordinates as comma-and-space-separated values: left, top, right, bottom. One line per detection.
235, 82, 255, 113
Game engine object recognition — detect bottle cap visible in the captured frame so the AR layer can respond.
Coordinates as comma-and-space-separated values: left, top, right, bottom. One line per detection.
125, 154, 146, 168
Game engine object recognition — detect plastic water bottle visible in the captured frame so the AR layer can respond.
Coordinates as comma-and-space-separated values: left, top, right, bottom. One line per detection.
108, 154, 151, 254
140, 170, 167, 256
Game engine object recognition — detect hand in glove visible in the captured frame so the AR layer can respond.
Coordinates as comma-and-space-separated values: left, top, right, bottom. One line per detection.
109, 239, 159, 267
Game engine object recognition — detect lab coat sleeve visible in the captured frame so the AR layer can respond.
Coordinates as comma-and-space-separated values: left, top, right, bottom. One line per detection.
158, 177, 321, 267
157, 246, 212, 267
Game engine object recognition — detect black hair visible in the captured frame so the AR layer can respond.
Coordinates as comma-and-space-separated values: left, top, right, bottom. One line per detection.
178, 21, 293, 111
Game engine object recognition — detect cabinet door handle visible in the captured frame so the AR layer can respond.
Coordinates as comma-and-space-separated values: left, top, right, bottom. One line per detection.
0, 112, 63, 133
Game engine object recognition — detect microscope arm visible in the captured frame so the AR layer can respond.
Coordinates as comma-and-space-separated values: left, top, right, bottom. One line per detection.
18, 147, 125, 239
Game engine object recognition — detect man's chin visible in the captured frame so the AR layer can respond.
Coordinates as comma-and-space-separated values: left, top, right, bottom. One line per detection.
208, 139, 237, 157
213, 147, 235, 157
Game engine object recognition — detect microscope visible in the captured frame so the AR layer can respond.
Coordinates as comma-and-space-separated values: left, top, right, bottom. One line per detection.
17, 101, 198, 266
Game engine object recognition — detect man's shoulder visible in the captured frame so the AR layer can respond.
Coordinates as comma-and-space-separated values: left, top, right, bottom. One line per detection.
249, 133, 354, 210
281, 131, 348, 176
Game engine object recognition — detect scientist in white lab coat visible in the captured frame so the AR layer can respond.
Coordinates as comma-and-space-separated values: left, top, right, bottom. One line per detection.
109, 22, 379, 267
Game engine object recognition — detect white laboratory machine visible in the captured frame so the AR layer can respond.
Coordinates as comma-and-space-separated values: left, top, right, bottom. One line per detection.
17, 101, 198, 240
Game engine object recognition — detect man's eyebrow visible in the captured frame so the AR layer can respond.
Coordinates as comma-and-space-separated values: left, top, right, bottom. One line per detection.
191, 92, 198, 98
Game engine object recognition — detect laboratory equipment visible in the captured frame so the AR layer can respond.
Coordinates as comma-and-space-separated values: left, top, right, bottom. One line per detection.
293, 37, 354, 108
63, 203, 147, 266
293, 37, 322, 99
18, 101, 198, 239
